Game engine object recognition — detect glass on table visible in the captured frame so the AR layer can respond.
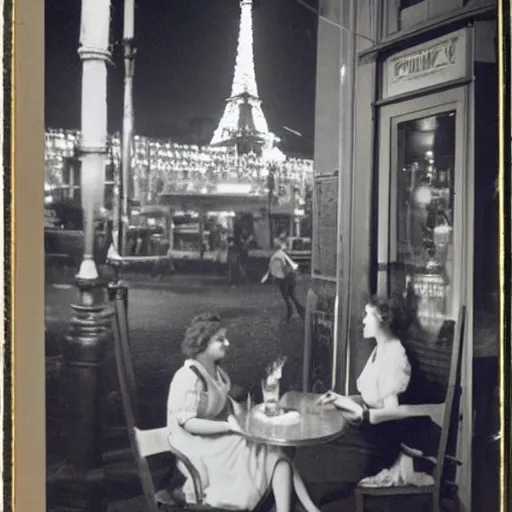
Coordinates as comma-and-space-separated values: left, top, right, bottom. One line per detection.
261, 378, 280, 416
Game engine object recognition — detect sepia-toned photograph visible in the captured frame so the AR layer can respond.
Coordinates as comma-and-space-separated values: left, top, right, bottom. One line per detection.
42, 1, 502, 511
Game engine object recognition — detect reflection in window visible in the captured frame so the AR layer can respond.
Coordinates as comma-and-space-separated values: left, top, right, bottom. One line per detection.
391, 111, 455, 337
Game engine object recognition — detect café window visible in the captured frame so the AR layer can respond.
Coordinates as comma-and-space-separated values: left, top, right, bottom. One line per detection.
388, 0, 466, 34
389, 111, 456, 338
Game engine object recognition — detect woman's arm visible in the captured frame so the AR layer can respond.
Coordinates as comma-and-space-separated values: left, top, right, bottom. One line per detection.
369, 402, 443, 426
182, 417, 233, 436
331, 394, 442, 426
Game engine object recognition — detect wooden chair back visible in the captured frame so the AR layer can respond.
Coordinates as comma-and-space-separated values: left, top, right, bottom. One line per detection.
401, 306, 466, 486
433, 306, 465, 485
135, 426, 173, 458
131, 427, 173, 512
110, 294, 162, 511
111, 302, 207, 510
109, 284, 139, 417
355, 307, 466, 512
401, 327, 454, 405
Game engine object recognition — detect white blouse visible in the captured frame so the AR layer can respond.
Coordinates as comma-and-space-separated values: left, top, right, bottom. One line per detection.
356, 339, 411, 409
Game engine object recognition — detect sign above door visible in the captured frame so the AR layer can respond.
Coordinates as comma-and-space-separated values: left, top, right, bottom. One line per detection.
383, 28, 470, 99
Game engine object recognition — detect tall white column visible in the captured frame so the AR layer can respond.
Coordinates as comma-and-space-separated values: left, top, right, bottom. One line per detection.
53, 5, 113, 512
120, 0, 136, 255
333, 0, 357, 393
77, 0, 111, 280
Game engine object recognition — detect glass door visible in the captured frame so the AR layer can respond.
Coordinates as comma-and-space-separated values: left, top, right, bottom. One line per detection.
377, 88, 469, 343
377, 87, 473, 506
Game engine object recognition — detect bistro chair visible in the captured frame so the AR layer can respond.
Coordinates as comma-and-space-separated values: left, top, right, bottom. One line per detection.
354, 306, 466, 512
101, 286, 141, 468
132, 425, 276, 512
132, 425, 212, 511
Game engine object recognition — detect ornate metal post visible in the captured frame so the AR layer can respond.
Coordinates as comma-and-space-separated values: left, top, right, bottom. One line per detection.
267, 166, 275, 248
56, 291, 114, 512
51, 2, 113, 511
119, 0, 136, 255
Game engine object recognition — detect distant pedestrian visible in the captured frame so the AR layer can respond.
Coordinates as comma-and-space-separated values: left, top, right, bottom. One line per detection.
227, 236, 240, 284
261, 240, 305, 321
238, 228, 252, 280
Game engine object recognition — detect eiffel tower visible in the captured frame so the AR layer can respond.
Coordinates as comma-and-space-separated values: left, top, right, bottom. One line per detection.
210, 0, 272, 155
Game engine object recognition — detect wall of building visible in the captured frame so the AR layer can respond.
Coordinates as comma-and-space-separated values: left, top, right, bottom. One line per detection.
308, 0, 381, 392
345, 0, 379, 390
305, 0, 341, 393
311, 0, 498, 509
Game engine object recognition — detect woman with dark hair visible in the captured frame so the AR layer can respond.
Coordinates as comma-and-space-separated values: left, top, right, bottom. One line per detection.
166, 313, 319, 512
293, 295, 437, 505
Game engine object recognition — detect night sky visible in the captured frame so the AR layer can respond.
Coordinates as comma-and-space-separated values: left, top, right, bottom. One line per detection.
45, 0, 319, 155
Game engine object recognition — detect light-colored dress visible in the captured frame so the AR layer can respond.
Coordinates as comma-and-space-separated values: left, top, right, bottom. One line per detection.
166, 359, 283, 510
356, 339, 411, 408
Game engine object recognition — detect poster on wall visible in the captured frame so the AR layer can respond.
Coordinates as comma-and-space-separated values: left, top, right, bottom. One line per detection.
307, 312, 334, 393
312, 175, 338, 279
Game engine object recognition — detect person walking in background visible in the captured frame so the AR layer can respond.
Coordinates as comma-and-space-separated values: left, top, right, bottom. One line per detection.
238, 227, 253, 280
211, 223, 224, 274
262, 239, 305, 321
227, 236, 240, 285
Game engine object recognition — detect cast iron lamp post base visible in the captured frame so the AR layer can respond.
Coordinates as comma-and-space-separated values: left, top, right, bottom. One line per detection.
48, 277, 114, 512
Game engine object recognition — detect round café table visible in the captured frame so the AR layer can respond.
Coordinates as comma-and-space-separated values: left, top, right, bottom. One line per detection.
235, 391, 346, 447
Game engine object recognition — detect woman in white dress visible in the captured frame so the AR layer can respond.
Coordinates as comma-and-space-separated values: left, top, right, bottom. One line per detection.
166, 313, 320, 512
293, 295, 439, 505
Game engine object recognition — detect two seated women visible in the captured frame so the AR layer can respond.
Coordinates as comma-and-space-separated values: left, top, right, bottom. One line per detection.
166, 296, 436, 511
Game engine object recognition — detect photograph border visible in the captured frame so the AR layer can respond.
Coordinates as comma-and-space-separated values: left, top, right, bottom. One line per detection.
11, 0, 45, 510
497, 0, 511, 509
8, 0, 512, 511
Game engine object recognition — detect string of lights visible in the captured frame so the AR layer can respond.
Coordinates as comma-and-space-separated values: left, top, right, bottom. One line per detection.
44, 129, 314, 204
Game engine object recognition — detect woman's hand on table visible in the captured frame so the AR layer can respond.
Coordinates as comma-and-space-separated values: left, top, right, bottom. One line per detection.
317, 391, 358, 409
317, 392, 365, 423
316, 390, 342, 406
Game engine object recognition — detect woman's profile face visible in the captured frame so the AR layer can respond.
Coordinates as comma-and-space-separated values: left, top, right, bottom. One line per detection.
362, 305, 382, 339
204, 328, 230, 361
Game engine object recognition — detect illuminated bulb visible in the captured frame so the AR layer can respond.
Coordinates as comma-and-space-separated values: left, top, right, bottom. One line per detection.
415, 186, 432, 206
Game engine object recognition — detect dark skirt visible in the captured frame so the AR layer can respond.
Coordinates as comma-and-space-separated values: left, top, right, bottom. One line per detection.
293, 420, 403, 504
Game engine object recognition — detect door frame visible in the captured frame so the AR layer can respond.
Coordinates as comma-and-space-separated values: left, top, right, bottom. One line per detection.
375, 85, 474, 509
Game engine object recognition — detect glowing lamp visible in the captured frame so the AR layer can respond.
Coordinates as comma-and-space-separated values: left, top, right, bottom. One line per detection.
414, 186, 432, 206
